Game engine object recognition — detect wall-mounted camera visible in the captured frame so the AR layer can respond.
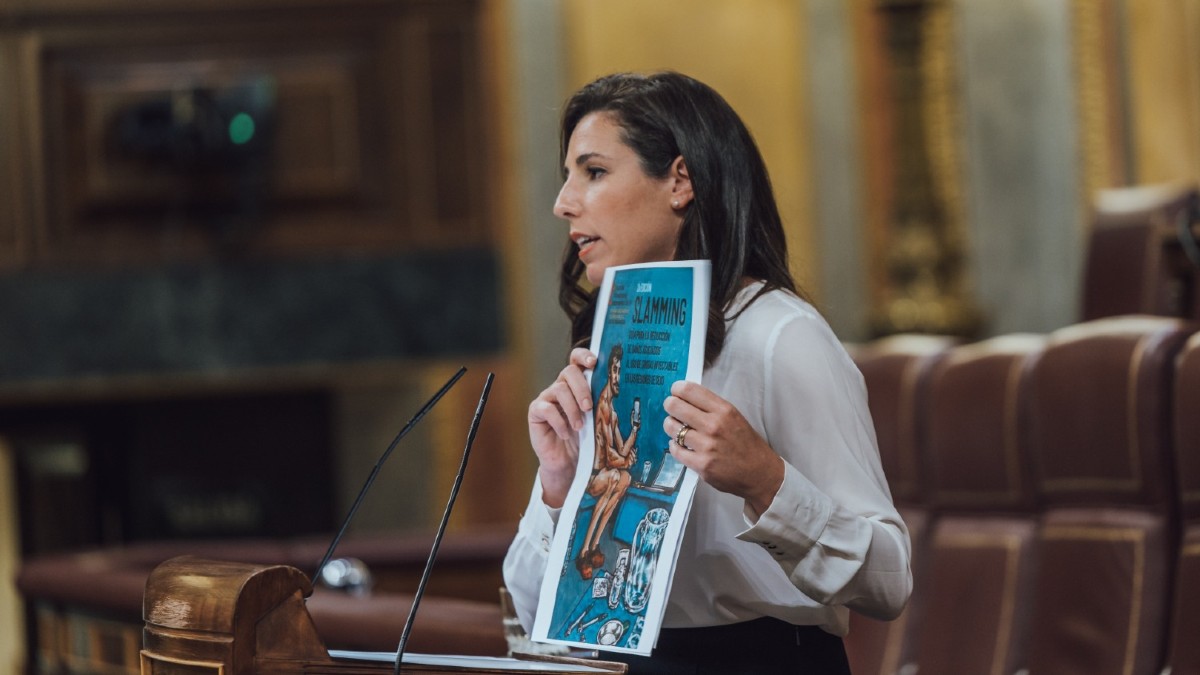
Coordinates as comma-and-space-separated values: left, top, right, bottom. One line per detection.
109, 77, 277, 245
112, 77, 275, 171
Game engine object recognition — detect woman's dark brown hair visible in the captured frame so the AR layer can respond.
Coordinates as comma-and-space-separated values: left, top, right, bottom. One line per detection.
557, 71, 803, 364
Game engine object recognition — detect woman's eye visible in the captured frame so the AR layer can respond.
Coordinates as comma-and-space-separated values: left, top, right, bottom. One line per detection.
587, 167, 606, 179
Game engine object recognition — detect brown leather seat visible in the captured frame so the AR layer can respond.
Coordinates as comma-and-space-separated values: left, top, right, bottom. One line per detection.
906, 334, 1045, 675
1164, 333, 1200, 674
1022, 316, 1195, 675
844, 334, 957, 675
1082, 184, 1200, 321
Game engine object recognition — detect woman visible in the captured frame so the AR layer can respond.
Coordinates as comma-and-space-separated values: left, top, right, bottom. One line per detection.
503, 71, 911, 675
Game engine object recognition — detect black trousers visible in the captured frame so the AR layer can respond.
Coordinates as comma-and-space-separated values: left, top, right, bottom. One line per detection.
605, 617, 852, 675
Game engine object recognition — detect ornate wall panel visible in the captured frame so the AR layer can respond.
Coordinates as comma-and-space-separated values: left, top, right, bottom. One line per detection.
859, 0, 979, 337
851, 0, 1097, 336
3, 0, 489, 268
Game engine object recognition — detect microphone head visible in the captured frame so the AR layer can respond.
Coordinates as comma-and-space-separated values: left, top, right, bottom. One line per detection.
316, 557, 374, 597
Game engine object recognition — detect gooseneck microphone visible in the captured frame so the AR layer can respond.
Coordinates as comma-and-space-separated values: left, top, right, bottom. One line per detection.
394, 372, 494, 674
311, 366, 468, 586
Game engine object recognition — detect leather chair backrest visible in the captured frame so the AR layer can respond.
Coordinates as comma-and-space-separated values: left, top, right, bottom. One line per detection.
909, 334, 1044, 675
852, 334, 958, 507
925, 334, 1044, 513
1174, 333, 1200, 522
1164, 334, 1200, 674
845, 334, 956, 675
1027, 317, 1191, 509
1023, 316, 1195, 675
1083, 184, 1200, 321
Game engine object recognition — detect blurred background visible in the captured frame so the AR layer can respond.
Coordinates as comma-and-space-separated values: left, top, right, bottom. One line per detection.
1, 0, 1198, 670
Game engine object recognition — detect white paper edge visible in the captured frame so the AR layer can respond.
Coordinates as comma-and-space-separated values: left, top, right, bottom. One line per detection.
328, 650, 614, 672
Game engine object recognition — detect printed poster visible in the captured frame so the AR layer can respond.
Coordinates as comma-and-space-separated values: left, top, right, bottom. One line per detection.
532, 260, 710, 655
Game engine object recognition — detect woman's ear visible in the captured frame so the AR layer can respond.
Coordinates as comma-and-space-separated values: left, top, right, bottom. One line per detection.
670, 156, 694, 209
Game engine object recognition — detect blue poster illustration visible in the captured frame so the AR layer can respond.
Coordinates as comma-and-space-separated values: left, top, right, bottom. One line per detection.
532, 261, 710, 655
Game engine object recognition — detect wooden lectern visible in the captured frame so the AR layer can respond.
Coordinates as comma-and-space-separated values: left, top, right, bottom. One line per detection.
140, 556, 625, 674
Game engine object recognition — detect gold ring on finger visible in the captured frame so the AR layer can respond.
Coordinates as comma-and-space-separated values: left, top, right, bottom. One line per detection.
676, 423, 692, 449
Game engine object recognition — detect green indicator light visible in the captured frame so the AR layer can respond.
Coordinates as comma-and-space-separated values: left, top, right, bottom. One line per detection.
228, 113, 256, 145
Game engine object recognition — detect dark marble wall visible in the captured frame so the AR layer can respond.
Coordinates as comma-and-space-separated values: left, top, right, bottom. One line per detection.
0, 249, 503, 383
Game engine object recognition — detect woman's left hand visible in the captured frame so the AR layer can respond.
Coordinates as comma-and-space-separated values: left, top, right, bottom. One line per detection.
663, 380, 785, 517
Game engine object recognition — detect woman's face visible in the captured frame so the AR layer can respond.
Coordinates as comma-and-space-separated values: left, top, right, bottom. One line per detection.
554, 112, 688, 286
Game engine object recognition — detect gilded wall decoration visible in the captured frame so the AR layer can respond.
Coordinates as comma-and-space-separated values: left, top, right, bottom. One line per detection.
869, 0, 980, 337
1070, 0, 1130, 201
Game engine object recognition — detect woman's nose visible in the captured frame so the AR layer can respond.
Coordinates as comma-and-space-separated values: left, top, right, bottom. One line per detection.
553, 180, 578, 219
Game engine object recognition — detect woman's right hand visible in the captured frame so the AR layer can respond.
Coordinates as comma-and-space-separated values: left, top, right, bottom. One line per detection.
528, 347, 596, 508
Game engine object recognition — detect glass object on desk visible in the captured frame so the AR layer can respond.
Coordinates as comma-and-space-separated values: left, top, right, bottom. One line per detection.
623, 507, 669, 613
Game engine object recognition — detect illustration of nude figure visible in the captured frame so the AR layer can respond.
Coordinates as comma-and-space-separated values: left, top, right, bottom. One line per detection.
576, 343, 640, 579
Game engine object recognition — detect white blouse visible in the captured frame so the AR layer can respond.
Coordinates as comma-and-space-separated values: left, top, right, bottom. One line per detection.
503, 283, 912, 636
